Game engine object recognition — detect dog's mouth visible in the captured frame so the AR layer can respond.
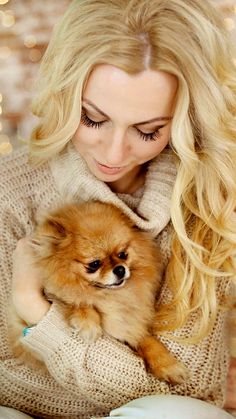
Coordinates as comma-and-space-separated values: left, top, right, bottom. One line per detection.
92, 278, 126, 289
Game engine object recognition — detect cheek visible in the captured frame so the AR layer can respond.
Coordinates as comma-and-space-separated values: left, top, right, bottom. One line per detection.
135, 132, 170, 161
73, 125, 100, 149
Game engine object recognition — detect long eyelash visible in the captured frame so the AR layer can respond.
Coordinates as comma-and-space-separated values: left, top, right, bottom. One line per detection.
137, 129, 163, 142
81, 111, 104, 129
81, 109, 165, 141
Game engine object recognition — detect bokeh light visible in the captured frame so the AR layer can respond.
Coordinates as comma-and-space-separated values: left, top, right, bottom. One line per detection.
0, 141, 13, 155
1, 11, 15, 28
28, 48, 42, 62
24, 35, 37, 48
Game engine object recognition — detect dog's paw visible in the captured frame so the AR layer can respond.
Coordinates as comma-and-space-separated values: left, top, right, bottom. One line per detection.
69, 316, 103, 343
156, 360, 190, 385
78, 322, 103, 343
149, 358, 190, 385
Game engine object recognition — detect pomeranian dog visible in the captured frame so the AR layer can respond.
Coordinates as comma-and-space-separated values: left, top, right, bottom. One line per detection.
9, 201, 188, 384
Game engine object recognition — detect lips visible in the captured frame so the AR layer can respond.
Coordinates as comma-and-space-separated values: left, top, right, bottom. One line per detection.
94, 159, 125, 175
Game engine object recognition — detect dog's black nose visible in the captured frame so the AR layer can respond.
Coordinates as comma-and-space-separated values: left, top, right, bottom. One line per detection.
113, 265, 126, 279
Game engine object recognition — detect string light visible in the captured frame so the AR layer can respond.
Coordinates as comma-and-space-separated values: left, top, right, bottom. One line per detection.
0, 141, 13, 155
29, 48, 42, 62
0, 133, 12, 156
24, 35, 37, 48
1, 11, 15, 28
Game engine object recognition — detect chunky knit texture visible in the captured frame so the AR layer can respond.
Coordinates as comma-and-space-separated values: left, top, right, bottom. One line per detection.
0, 144, 231, 418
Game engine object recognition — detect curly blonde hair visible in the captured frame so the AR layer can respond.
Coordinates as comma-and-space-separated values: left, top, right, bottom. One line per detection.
30, 0, 236, 342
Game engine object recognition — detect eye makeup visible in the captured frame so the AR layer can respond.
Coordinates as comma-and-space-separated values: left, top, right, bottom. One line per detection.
80, 108, 167, 142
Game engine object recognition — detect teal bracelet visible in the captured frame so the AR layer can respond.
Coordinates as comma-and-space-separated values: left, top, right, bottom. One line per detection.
22, 326, 36, 337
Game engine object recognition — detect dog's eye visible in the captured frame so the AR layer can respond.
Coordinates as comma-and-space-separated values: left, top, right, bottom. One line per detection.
86, 259, 101, 273
118, 251, 128, 260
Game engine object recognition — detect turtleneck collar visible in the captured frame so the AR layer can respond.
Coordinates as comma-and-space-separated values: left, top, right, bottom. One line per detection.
49, 142, 177, 237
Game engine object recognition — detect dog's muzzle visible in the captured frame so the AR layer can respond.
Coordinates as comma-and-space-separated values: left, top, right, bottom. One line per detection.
92, 265, 130, 289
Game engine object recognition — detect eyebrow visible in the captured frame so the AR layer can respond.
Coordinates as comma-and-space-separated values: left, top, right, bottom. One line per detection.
82, 98, 172, 125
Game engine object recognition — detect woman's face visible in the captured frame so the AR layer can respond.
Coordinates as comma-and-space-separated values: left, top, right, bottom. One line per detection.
73, 64, 178, 193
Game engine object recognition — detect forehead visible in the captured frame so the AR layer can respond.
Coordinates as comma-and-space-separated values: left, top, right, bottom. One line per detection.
83, 64, 178, 123
74, 226, 131, 260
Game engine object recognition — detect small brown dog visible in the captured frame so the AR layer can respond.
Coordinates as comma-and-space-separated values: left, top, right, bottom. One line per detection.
10, 201, 188, 384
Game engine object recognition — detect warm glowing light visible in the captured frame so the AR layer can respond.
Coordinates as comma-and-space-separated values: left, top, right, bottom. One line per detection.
0, 141, 12, 155
0, 93, 2, 102
29, 49, 42, 62
233, 58, 236, 68
224, 18, 235, 31
0, 46, 11, 59
0, 0, 10, 4
2, 12, 15, 28
0, 106, 2, 115
24, 35, 37, 48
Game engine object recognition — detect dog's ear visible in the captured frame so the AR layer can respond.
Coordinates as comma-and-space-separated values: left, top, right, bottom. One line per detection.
41, 215, 67, 240
30, 214, 70, 258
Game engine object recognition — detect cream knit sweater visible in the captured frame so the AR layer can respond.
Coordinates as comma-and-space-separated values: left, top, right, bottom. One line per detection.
0, 143, 230, 419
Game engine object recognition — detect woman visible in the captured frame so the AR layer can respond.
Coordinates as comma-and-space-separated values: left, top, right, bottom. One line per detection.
0, 0, 235, 418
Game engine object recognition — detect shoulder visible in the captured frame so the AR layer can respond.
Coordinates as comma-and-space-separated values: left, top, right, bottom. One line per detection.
0, 146, 54, 236
0, 146, 51, 201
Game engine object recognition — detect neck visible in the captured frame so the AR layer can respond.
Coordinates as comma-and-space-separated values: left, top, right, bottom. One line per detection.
107, 164, 147, 194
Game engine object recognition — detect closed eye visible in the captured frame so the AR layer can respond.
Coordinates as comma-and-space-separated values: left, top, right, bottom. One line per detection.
81, 111, 104, 129
80, 109, 166, 142
136, 126, 165, 141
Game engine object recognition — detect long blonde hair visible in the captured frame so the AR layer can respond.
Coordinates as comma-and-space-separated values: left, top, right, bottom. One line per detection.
30, 0, 236, 342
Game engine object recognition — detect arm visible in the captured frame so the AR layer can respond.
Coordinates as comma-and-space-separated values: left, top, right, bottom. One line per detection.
12, 237, 51, 325
12, 236, 170, 405
21, 291, 230, 407
156, 276, 231, 407
12, 226, 230, 407
22, 301, 170, 404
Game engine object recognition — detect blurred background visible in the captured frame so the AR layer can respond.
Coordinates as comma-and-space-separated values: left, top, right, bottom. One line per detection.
0, 0, 236, 414
0, 0, 70, 154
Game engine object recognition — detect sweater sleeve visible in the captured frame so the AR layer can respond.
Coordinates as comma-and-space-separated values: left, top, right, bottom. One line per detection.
21, 281, 230, 408
22, 301, 170, 406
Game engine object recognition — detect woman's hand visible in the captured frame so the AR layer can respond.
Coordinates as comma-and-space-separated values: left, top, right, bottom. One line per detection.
12, 237, 51, 325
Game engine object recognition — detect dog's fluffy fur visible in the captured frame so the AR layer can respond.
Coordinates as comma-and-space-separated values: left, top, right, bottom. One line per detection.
9, 201, 188, 383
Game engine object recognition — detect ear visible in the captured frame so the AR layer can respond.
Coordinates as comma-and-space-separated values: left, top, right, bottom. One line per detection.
35, 208, 67, 237
30, 214, 70, 258
42, 216, 67, 239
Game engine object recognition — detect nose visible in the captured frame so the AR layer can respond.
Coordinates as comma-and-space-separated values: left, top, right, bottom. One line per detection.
113, 265, 126, 279
105, 129, 129, 166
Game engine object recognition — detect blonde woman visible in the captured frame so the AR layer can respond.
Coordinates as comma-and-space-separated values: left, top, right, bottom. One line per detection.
0, 0, 235, 418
